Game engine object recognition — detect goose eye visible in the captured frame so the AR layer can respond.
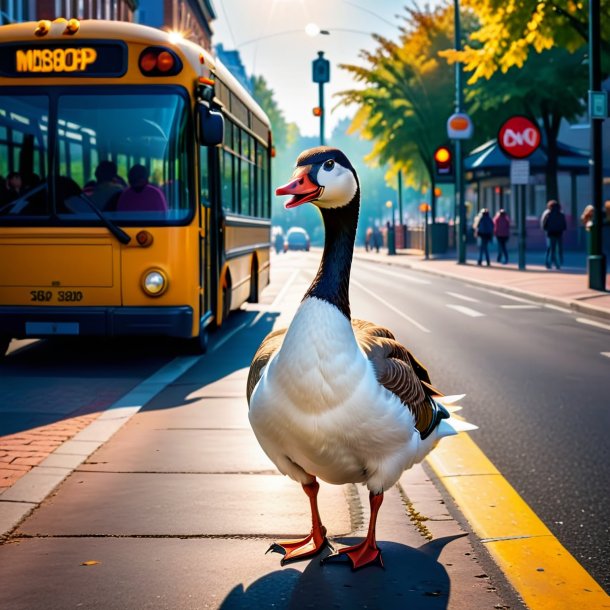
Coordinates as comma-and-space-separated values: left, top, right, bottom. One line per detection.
323, 160, 335, 171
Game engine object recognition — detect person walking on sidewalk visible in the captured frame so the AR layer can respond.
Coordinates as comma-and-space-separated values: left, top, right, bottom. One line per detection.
473, 208, 494, 266
540, 200, 566, 269
493, 208, 511, 264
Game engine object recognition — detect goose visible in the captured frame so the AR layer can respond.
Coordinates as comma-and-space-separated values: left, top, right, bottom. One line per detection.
247, 147, 475, 570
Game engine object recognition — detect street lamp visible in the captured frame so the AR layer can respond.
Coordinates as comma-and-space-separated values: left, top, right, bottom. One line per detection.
587, 0, 607, 290
385, 200, 396, 254
453, 0, 467, 265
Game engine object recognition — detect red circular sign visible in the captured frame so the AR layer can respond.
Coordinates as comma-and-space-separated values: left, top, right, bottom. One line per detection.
498, 116, 541, 159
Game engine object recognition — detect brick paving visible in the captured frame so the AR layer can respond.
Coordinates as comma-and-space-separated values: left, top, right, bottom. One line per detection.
0, 414, 99, 488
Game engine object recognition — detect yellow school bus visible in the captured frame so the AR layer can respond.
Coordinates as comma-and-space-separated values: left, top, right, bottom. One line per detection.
0, 18, 272, 355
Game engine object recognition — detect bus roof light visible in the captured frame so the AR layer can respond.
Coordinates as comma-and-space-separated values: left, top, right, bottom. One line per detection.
34, 20, 51, 36
138, 47, 182, 76
64, 18, 80, 35
156, 51, 175, 72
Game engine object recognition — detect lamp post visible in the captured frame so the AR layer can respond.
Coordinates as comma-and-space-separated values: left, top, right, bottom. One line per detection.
453, 0, 467, 265
588, 0, 606, 290
385, 200, 396, 255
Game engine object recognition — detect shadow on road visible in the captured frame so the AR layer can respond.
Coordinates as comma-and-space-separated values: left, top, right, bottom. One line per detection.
220, 536, 463, 610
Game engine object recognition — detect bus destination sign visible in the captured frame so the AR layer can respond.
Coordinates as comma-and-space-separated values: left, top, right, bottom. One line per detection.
0, 41, 127, 77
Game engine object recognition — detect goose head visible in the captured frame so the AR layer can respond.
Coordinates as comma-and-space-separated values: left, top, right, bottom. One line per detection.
276, 147, 359, 210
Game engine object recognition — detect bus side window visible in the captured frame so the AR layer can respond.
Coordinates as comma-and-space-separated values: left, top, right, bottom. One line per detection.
200, 146, 209, 206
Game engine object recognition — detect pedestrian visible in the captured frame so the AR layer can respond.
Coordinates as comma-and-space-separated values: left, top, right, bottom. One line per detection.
2, 171, 22, 204
371, 225, 382, 253
473, 208, 494, 266
493, 208, 511, 264
540, 200, 566, 269
365, 227, 372, 252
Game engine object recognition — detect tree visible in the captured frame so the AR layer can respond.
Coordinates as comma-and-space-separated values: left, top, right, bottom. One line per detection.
337, 4, 476, 218
441, 0, 610, 82
471, 46, 588, 200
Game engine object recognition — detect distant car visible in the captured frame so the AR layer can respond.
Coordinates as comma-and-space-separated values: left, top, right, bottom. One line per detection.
284, 227, 310, 252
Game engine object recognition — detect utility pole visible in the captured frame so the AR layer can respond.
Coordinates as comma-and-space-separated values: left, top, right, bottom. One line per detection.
588, 0, 607, 290
453, 0, 467, 264
312, 51, 330, 146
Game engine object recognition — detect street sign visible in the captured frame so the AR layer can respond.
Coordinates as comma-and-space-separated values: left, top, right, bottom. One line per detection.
498, 115, 541, 159
589, 90, 608, 119
510, 159, 530, 185
447, 112, 473, 139
312, 51, 330, 83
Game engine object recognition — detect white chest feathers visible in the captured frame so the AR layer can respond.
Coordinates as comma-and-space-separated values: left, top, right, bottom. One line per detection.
248, 297, 422, 493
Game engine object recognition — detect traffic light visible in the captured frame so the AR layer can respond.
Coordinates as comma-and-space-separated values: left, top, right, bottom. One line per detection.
312, 106, 323, 117
433, 145, 453, 181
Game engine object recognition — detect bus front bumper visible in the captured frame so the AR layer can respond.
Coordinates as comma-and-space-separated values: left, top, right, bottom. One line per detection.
0, 306, 194, 339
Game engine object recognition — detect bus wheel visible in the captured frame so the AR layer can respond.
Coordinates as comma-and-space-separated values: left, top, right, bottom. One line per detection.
222, 277, 232, 323
248, 260, 259, 303
185, 323, 209, 355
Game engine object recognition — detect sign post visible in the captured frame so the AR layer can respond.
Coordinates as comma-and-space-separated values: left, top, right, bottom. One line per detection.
498, 116, 541, 270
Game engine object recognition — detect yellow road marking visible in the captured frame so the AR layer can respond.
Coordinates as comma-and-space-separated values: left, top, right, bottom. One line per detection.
426, 434, 610, 609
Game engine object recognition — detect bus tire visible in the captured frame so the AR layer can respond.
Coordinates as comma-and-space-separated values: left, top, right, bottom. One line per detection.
248, 258, 259, 303
222, 276, 232, 324
185, 323, 209, 355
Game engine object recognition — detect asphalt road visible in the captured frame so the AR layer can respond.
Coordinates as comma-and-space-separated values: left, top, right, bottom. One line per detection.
319, 252, 610, 594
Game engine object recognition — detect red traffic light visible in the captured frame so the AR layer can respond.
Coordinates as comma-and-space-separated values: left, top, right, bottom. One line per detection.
433, 145, 453, 178
312, 106, 323, 117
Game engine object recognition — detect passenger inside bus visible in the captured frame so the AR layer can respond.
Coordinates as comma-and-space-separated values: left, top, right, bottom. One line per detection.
84, 161, 123, 211
116, 164, 168, 212
1, 171, 23, 204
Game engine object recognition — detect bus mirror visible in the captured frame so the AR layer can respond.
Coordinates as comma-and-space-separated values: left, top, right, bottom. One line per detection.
199, 104, 224, 146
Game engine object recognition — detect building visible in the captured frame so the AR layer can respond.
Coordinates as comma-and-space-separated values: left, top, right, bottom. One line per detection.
215, 43, 252, 94
136, 0, 215, 51
1, 0, 138, 23
0, 1, 216, 53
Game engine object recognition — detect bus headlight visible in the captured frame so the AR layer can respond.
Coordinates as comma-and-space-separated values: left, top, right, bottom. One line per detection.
141, 269, 168, 297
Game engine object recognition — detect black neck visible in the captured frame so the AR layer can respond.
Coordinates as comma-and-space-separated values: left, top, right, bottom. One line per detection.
303, 189, 360, 319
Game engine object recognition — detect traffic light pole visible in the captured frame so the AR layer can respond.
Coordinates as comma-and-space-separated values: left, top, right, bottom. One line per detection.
318, 82, 325, 146
454, 0, 466, 264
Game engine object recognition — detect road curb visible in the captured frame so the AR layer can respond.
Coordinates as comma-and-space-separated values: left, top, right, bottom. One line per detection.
426, 435, 610, 609
353, 253, 610, 322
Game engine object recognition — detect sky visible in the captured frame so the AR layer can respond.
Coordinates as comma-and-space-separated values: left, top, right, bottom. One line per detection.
211, 0, 415, 137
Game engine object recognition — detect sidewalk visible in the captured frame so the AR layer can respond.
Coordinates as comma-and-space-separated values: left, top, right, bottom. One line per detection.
355, 246, 610, 321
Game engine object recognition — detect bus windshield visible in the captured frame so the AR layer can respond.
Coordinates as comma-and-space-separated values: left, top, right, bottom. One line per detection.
0, 89, 191, 225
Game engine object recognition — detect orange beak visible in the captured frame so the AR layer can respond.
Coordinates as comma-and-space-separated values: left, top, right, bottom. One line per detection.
275, 166, 322, 208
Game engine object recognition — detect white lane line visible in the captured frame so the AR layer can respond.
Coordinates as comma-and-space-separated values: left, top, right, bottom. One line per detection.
355, 262, 431, 284
446, 291, 479, 303
577, 317, 610, 332
481, 289, 537, 305
544, 304, 573, 314
351, 278, 431, 333
248, 268, 301, 327
446, 304, 485, 318
601, 352, 610, 359
501, 304, 540, 310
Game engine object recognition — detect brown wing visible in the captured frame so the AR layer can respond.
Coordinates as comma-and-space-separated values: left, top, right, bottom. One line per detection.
246, 328, 287, 406
352, 319, 442, 435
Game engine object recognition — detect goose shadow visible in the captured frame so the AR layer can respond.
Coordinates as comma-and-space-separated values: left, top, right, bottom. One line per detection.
219, 535, 463, 610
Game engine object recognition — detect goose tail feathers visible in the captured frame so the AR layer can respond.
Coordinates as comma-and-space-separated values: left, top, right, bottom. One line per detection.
432, 395, 478, 439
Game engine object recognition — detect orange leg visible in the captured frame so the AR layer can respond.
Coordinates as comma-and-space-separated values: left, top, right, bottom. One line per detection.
322, 491, 384, 570
267, 479, 329, 565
